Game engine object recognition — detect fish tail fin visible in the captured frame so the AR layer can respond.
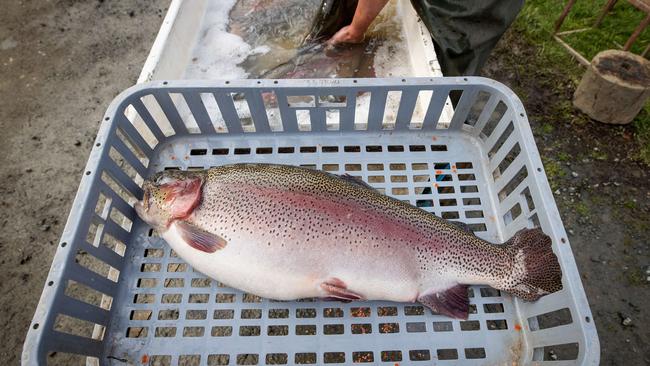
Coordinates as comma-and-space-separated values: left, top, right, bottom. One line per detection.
501, 228, 563, 301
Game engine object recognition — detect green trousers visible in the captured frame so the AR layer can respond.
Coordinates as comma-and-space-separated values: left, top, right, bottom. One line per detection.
409, 0, 524, 76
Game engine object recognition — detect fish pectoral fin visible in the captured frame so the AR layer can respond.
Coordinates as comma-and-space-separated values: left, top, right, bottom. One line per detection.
176, 220, 227, 253
418, 284, 470, 319
320, 278, 364, 301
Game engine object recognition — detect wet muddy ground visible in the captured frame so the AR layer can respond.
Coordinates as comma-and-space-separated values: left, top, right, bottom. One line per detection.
0, 1, 648, 365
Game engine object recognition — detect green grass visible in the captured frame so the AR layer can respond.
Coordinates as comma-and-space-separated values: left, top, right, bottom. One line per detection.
575, 202, 590, 216
515, 1, 650, 164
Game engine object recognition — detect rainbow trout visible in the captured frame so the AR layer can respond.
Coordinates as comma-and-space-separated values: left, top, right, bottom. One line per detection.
135, 164, 562, 319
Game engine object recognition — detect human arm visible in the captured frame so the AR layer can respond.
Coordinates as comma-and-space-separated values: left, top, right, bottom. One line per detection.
328, 0, 390, 44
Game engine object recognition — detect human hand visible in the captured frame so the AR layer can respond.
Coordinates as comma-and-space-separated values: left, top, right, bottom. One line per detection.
328, 25, 365, 45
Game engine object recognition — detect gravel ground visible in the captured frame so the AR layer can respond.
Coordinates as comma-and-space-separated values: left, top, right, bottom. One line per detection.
1, 1, 648, 365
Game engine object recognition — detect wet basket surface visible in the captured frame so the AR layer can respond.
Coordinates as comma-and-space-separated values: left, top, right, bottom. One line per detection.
23, 78, 598, 366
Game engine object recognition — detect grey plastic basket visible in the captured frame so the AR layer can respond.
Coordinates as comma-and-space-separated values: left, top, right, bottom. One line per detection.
23, 77, 599, 366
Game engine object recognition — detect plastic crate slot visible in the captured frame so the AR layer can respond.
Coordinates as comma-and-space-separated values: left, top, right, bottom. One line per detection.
296, 308, 316, 318
94, 192, 111, 218
409, 349, 431, 361
268, 309, 289, 318
211, 326, 233, 337
229, 93, 255, 132
237, 354, 259, 365
163, 166, 180, 170
322, 145, 339, 153
267, 325, 288, 336
409, 90, 433, 128
75, 250, 117, 282
296, 110, 311, 131
350, 307, 371, 317
179, 355, 201, 366
487, 319, 508, 330
136, 278, 157, 288
492, 143, 521, 180
133, 293, 154, 304
163, 278, 184, 288
140, 94, 175, 137
465, 90, 492, 126
295, 324, 316, 335
212, 148, 229, 155
381, 350, 402, 362
345, 163, 362, 171
469, 304, 478, 314
261, 91, 282, 132
465, 347, 487, 359
354, 92, 371, 129
326, 109, 340, 130
368, 175, 385, 183
186, 309, 207, 320
161, 293, 182, 304
299, 146, 316, 153
365, 145, 382, 152
188, 293, 208, 303
324, 308, 344, 318
389, 163, 406, 171
406, 322, 427, 333
319, 95, 347, 107
295, 353, 317, 364
463, 197, 481, 206
529, 213, 541, 228
460, 320, 481, 331
352, 351, 374, 363
497, 166, 528, 201
437, 348, 459, 360
416, 199, 433, 207
183, 326, 205, 337
140, 263, 160, 273
239, 325, 260, 336
323, 352, 345, 364
379, 323, 400, 334
85, 221, 103, 249
323, 164, 339, 172
122, 104, 159, 149
157, 309, 179, 320
216, 293, 236, 303
528, 307, 573, 331
170, 93, 201, 133
214, 309, 234, 319
287, 95, 316, 108
483, 303, 505, 313
437, 185, 454, 194
243, 293, 262, 303
391, 187, 409, 195
351, 323, 372, 334
148, 355, 171, 365
54, 314, 102, 339
266, 353, 288, 365
102, 232, 126, 256
100, 171, 138, 205
208, 354, 230, 366
324, 324, 344, 335
503, 203, 523, 225
165, 262, 186, 273
404, 305, 424, 316
479, 100, 507, 139
391, 175, 407, 183
460, 185, 479, 193
125, 326, 148, 339
487, 121, 515, 158
62, 279, 112, 311
191, 278, 211, 287
366, 163, 383, 171
387, 145, 405, 152
241, 309, 262, 319
199, 92, 227, 133
465, 210, 484, 219
533, 343, 579, 361
428, 144, 446, 152
432, 321, 453, 332
234, 147, 251, 155
442, 212, 460, 220
129, 310, 151, 320
256, 147, 273, 154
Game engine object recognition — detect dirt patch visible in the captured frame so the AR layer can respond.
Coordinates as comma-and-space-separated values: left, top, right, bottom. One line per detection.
483, 28, 650, 365
0, 0, 167, 364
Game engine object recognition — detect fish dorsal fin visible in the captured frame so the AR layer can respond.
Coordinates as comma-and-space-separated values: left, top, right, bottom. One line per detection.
176, 220, 227, 253
340, 173, 375, 190
417, 284, 470, 319
449, 221, 474, 234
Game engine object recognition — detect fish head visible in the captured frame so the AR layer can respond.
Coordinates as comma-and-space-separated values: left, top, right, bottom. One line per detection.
135, 170, 205, 231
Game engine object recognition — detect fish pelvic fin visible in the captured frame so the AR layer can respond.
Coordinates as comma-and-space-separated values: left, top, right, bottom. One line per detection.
501, 228, 563, 301
176, 220, 228, 253
417, 284, 469, 319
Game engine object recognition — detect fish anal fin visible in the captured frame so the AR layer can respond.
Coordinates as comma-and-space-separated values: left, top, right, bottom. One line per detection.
176, 220, 227, 253
418, 284, 470, 319
320, 277, 364, 301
